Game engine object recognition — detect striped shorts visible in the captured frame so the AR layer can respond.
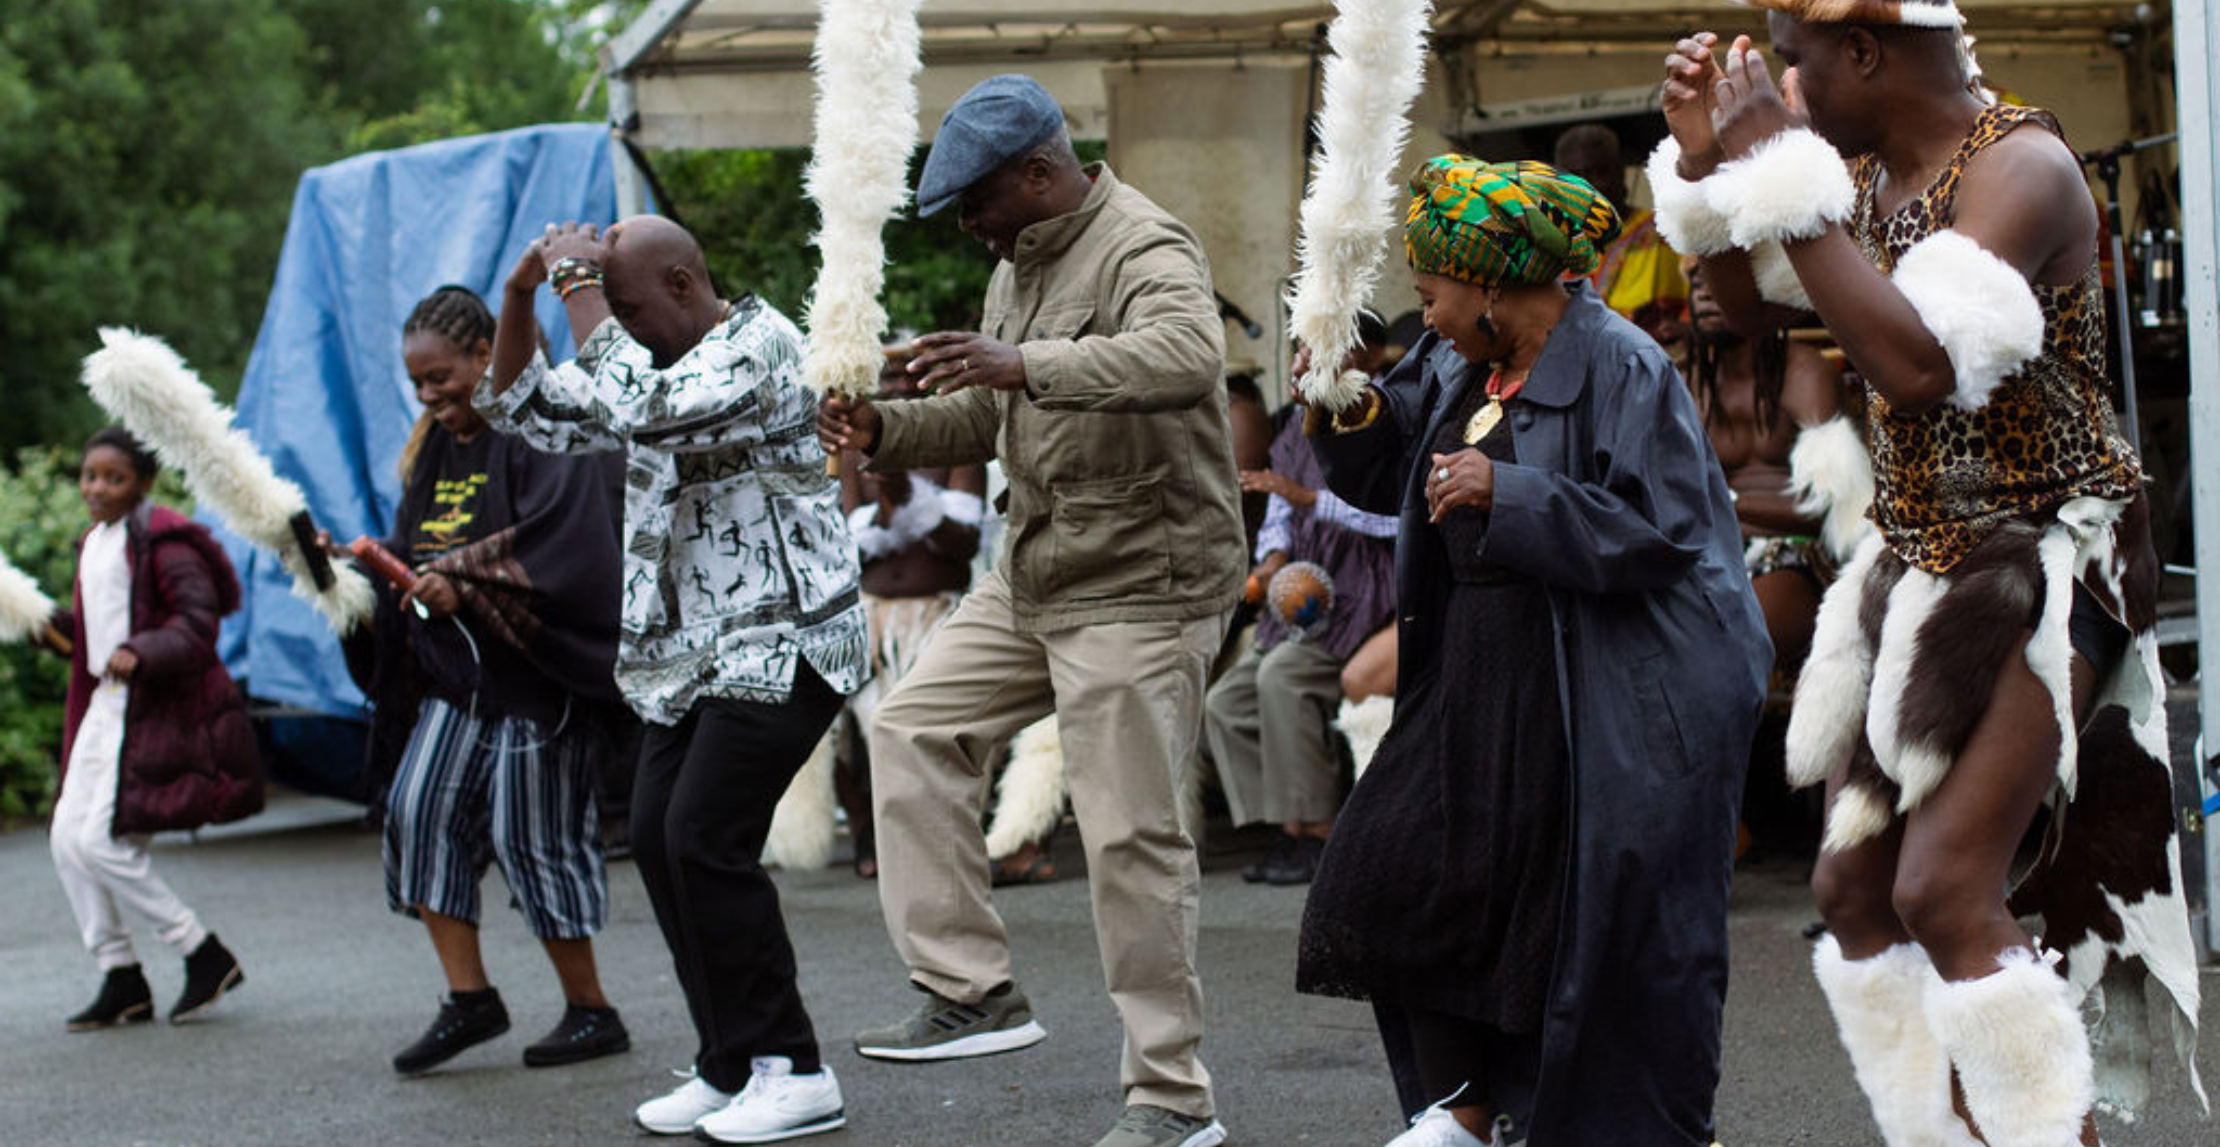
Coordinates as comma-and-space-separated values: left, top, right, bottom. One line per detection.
383, 696, 606, 940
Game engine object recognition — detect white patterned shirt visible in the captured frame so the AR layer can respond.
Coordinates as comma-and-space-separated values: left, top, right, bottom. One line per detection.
474, 298, 867, 724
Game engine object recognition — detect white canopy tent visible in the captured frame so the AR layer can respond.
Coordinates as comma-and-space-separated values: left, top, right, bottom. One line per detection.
603, 0, 2211, 954
603, 0, 2168, 382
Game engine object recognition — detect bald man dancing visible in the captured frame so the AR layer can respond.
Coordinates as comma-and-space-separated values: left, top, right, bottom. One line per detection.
478, 218, 869, 1144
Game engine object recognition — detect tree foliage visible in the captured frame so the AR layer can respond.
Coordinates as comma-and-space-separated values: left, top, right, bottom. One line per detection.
0, 0, 589, 458
0, 0, 1026, 813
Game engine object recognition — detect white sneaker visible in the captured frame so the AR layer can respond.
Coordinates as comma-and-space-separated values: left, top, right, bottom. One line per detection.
695, 1056, 846, 1144
634, 1069, 733, 1136
1386, 1104, 1493, 1147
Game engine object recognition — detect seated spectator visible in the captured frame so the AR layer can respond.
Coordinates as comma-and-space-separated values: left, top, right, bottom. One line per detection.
1204, 319, 1397, 886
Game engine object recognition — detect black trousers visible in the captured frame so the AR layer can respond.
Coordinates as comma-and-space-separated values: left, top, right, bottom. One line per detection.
632, 667, 844, 1090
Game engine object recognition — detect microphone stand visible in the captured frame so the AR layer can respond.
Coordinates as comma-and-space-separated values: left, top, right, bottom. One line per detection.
2079, 131, 2177, 454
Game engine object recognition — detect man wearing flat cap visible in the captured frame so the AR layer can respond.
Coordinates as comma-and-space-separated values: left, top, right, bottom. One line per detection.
819, 73, 1243, 1147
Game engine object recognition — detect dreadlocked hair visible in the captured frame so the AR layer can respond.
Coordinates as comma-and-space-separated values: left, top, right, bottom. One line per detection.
398, 285, 496, 482
1687, 325, 1791, 435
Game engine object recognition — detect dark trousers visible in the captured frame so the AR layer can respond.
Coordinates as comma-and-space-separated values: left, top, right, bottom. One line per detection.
632, 667, 844, 1090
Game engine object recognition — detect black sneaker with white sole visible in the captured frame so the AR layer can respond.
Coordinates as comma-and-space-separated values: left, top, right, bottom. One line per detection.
853, 981, 1047, 1062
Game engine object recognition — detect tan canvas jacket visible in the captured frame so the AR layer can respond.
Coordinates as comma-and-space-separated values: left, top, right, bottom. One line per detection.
871, 165, 1245, 633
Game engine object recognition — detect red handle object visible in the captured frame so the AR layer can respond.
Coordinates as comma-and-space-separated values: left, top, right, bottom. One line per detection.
347, 537, 417, 592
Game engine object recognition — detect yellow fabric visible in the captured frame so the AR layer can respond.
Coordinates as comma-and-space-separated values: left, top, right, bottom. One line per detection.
1595, 209, 1690, 320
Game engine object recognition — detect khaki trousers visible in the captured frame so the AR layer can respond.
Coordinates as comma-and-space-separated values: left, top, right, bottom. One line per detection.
870, 567, 1225, 1117
1202, 637, 1346, 827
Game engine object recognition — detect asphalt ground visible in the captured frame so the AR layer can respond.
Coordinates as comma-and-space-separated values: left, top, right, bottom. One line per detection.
1, 793, 2212, 1147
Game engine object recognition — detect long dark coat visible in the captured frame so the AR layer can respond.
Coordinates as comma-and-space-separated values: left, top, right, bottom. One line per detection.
1311, 285, 1770, 1145
57, 503, 261, 836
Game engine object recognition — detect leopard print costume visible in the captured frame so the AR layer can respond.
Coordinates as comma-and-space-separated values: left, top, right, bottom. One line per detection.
1849, 104, 2142, 575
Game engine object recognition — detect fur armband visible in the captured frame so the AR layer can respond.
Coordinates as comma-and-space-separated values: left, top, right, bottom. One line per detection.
0, 553, 56, 645
1703, 128, 1856, 250
848, 473, 982, 560
1645, 137, 1735, 257
1749, 240, 1813, 311
1889, 230, 2043, 412
1787, 415, 1876, 563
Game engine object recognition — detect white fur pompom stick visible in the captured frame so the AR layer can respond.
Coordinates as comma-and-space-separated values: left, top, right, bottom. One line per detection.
0, 549, 61, 649
801, 0, 923, 414
1286, 0, 1434, 412
80, 328, 375, 635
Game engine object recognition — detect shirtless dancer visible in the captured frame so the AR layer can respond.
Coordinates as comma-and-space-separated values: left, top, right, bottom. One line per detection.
1658, 5, 2202, 1145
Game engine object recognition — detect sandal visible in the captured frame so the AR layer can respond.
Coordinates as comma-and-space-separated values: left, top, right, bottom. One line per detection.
991, 840, 1058, 887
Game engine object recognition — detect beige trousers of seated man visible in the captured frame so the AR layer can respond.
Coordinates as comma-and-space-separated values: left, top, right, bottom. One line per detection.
869, 566, 1226, 1117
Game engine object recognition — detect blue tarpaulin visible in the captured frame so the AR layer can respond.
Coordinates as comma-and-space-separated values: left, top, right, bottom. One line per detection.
213, 124, 619, 717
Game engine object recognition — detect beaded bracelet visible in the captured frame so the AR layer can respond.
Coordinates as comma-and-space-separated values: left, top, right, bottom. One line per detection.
554, 273, 604, 301
549, 256, 604, 300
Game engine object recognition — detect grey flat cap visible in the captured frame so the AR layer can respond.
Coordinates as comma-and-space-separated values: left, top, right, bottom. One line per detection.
915, 74, 1066, 217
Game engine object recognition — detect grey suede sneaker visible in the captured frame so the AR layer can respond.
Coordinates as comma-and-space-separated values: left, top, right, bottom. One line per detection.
1089, 1104, 1228, 1147
853, 981, 1047, 1062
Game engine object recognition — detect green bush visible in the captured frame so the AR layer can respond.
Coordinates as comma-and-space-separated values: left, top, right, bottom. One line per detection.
0, 445, 191, 824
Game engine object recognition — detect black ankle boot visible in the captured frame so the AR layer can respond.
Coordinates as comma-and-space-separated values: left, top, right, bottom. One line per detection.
169, 934, 244, 1024
393, 987, 511, 1075
67, 965, 155, 1031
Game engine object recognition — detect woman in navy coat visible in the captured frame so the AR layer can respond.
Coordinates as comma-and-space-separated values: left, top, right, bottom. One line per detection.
1296, 157, 1770, 1147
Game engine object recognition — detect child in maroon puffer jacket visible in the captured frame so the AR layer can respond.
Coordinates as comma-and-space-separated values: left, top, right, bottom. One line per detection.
44, 426, 258, 1030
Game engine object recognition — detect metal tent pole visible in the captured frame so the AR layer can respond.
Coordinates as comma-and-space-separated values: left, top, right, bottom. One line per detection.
2173, 0, 2220, 958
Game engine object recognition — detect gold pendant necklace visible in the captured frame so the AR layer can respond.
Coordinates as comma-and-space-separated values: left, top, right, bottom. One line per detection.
1462, 369, 1526, 444
1462, 397, 1506, 444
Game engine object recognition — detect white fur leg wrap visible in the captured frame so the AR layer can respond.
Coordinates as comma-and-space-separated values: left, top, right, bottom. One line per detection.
1789, 416, 1876, 565
1890, 230, 2043, 412
0, 551, 57, 645
1337, 694, 1394, 781
1286, 0, 1434, 413
1813, 938, 1985, 1147
801, 0, 924, 399
763, 731, 839, 870
1787, 534, 1884, 790
1646, 136, 1735, 257
1924, 950, 2095, 1147
985, 717, 1066, 859
1704, 128, 1857, 250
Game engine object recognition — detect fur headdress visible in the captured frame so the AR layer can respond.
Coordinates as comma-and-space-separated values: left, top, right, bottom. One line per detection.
1286, 0, 1435, 412
1734, 0, 1991, 98
1733, 0, 1962, 27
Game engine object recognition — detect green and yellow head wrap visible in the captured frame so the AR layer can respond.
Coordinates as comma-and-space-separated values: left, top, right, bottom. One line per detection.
1403, 156, 1622, 287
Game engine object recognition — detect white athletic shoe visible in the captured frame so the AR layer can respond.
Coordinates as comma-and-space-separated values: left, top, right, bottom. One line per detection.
1385, 1102, 1496, 1147
633, 1069, 733, 1136
694, 1056, 846, 1144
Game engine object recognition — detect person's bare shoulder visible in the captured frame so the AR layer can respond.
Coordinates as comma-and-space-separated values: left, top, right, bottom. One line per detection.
1954, 123, 2099, 285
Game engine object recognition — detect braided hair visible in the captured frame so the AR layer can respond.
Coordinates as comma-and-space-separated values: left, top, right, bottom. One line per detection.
403, 284, 495, 349
398, 285, 496, 481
